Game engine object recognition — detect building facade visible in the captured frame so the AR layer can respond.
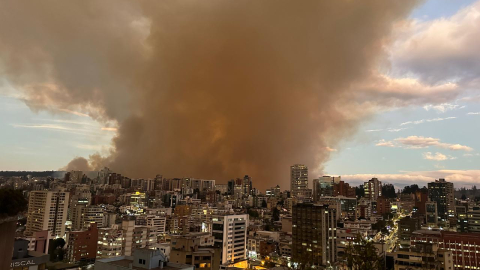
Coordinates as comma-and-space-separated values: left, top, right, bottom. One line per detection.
364, 178, 382, 201
25, 190, 70, 238
292, 203, 337, 267
212, 214, 248, 265
428, 178, 455, 222
66, 222, 99, 263
290, 164, 309, 198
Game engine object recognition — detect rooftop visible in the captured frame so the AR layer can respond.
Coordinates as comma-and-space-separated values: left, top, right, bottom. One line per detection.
108, 259, 189, 270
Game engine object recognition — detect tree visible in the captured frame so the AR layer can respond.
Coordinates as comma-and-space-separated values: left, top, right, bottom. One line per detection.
261, 200, 268, 208
345, 234, 384, 270
381, 184, 396, 199
356, 185, 365, 198
272, 207, 280, 222
402, 184, 419, 194
0, 189, 28, 219
248, 209, 259, 219
49, 238, 66, 262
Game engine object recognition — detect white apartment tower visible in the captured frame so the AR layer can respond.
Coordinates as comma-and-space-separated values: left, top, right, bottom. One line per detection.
26, 190, 70, 238
212, 214, 249, 265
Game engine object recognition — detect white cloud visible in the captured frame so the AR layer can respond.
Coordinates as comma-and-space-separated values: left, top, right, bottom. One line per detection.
395, 136, 473, 151
354, 73, 460, 107
423, 103, 463, 113
422, 152, 456, 161
387, 128, 408, 132
400, 116, 456, 126
467, 112, 480, 115
391, 1, 480, 87
366, 129, 383, 132
376, 136, 473, 152
376, 139, 396, 148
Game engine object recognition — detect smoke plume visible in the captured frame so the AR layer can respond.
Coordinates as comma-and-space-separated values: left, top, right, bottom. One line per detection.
0, 0, 419, 190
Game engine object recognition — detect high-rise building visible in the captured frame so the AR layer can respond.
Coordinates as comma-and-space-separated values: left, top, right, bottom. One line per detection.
292, 203, 337, 267
313, 176, 341, 201
191, 179, 216, 194
316, 196, 357, 220
290, 164, 309, 198
243, 175, 253, 196
66, 223, 99, 263
26, 190, 69, 238
428, 178, 455, 221
428, 178, 455, 222
212, 214, 248, 265
364, 178, 382, 201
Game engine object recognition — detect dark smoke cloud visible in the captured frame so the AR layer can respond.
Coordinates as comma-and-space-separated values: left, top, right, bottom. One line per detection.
0, 0, 419, 190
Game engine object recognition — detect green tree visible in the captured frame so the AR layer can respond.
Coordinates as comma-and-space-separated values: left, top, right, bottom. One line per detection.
345, 234, 384, 270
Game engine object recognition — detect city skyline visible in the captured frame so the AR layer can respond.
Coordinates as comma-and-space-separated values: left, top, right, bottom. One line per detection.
1, 0, 479, 191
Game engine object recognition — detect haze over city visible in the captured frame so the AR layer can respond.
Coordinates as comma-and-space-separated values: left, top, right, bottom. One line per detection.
2, 1, 480, 270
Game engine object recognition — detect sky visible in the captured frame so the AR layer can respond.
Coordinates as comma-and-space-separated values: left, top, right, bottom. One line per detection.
325, 0, 480, 188
0, 0, 479, 190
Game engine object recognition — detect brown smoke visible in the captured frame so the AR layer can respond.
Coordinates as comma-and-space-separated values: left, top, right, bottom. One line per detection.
61, 157, 91, 172
0, 0, 419, 190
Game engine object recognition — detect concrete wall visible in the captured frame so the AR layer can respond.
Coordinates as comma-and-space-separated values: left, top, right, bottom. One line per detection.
0, 219, 17, 270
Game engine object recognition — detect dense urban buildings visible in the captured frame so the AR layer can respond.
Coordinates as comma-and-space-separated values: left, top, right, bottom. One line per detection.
1, 167, 479, 270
